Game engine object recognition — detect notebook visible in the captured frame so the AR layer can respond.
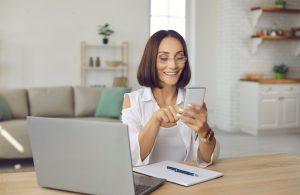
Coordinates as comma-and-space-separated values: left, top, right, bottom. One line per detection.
133, 161, 223, 186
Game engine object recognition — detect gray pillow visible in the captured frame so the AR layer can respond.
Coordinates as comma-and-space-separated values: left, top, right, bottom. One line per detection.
74, 86, 103, 117
0, 89, 29, 118
28, 86, 74, 117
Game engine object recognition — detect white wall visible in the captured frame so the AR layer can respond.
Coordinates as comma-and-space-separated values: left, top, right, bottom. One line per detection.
193, 0, 218, 125
0, 0, 149, 89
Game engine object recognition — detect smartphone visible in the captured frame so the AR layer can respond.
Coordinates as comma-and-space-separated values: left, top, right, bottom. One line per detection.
184, 87, 206, 108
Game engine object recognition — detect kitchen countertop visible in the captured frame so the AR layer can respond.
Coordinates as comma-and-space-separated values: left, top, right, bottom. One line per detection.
240, 78, 300, 84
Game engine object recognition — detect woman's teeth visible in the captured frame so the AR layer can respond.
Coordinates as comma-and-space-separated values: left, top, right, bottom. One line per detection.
164, 72, 177, 76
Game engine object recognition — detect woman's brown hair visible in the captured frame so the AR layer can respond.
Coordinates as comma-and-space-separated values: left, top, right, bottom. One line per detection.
137, 30, 191, 88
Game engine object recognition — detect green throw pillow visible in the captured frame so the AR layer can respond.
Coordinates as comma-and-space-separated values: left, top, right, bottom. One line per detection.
95, 87, 131, 118
0, 96, 12, 121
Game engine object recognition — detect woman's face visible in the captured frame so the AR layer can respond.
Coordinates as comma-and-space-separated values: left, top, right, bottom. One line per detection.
156, 37, 186, 88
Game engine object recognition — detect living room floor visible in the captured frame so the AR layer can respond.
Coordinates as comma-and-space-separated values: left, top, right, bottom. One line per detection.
216, 129, 300, 158
1, 131, 300, 173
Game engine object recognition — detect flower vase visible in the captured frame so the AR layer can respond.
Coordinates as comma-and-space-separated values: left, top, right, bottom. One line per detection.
102, 38, 109, 45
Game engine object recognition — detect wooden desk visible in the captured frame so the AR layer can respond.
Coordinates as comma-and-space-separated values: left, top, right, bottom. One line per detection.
1, 153, 300, 195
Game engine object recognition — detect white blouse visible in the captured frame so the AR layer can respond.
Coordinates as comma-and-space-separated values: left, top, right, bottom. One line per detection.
149, 125, 186, 164
121, 87, 220, 167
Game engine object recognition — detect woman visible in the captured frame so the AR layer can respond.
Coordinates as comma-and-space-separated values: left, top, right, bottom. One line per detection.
122, 30, 219, 167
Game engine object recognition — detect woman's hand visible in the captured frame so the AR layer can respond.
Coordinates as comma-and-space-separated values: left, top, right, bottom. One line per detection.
152, 105, 180, 128
178, 103, 210, 137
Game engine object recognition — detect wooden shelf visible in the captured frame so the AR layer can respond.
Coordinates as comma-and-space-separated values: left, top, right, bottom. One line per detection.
251, 35, 300, 55
80, 41, 129, 87
240, 78, 300, 84
251, 6, 300, 13
251, 6, 300, 27
83, 66, 127, 71
250, 6, 300, 55
251, 35, 300, 40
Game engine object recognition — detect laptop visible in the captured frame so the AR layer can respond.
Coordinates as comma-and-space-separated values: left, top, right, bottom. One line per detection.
27, 117, 165, 195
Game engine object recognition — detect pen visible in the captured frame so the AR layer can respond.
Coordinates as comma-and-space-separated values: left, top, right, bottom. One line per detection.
167, 166, 199, 177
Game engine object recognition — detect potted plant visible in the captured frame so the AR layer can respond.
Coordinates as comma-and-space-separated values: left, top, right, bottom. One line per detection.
98, 23, 114, 44
273, 64, 288, 79
275, 0, 287, 8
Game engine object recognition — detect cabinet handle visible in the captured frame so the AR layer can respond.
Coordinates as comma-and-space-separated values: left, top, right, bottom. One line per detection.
279, 97, 284, 100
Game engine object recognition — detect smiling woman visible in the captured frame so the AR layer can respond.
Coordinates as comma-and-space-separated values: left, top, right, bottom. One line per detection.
121, 30, 220, 167
155, 37, 187, 88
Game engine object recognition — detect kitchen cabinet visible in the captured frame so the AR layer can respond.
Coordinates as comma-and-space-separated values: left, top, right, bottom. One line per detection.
240, 81, 300, 135
250, 6, 300, 55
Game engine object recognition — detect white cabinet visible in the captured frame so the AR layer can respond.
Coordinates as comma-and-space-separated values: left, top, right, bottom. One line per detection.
240, 82, 300, 135
80, 41, 129, 87
281, 94, 300, 128
259, 97, 280, 129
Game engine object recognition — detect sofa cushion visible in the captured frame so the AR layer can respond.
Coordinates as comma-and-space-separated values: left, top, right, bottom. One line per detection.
74, 86, 103, 117
28, 86, 74, 117
95, 87, 131, 118
0, 89, 29, 118
0, 119, 32, 158
0, 96, 12, 121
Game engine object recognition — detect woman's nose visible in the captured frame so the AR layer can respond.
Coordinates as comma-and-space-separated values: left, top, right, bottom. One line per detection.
167, 58, 178, 68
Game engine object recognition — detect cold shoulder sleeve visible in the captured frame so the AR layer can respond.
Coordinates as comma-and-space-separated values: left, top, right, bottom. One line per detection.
121, 93, 149, 166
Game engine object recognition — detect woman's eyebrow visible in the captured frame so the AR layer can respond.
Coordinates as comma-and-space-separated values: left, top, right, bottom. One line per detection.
176, 51, 184, 55
158, 51, 184, 55
158, 51, 169, 55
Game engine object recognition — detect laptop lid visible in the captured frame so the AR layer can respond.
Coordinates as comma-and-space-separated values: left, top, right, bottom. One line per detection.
27, 117, 164, 195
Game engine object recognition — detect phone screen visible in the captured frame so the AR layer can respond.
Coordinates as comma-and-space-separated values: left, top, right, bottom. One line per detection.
184, 87, 206, 108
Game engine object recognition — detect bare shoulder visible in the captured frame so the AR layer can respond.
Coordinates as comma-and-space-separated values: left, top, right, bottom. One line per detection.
122, 94, 131, 109
122, 88, 145, 109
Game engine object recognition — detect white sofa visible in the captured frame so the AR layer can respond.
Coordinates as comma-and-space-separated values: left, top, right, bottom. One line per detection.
0, 86, 120, 159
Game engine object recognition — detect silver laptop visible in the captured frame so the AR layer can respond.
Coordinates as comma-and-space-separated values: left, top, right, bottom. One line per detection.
27, 117, 165, 195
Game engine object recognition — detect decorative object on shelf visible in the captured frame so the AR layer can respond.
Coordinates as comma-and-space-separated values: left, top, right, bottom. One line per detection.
106, 60, 123, 67
292, 28, 300, 37
243, 72, 263, 80
96, 57, 101, 67
273, 64, 289, 79
283, 29, 293, 37
89, 57, 94, 67
98, 23, 114, 45
275, 0, 287, 8
113, 76, 128, 87
270, 23, 278, 36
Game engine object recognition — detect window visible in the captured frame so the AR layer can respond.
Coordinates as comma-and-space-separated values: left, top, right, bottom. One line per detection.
150, 0, 186, 38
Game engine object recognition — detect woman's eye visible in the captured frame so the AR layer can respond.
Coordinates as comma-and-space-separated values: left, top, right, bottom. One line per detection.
176, 56, 185, 60
159, 57, 169, 62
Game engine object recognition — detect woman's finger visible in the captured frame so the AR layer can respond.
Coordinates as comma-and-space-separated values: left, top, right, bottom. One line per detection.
186, 103, 201, 111
159, 110, 170, 123
182, 109, 197, 119
179, 114, 196, 124
163, 108, 176, 123
168, 106, 179, 121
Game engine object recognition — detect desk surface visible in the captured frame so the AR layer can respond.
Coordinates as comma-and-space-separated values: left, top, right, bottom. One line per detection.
1, 153, 300, 195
